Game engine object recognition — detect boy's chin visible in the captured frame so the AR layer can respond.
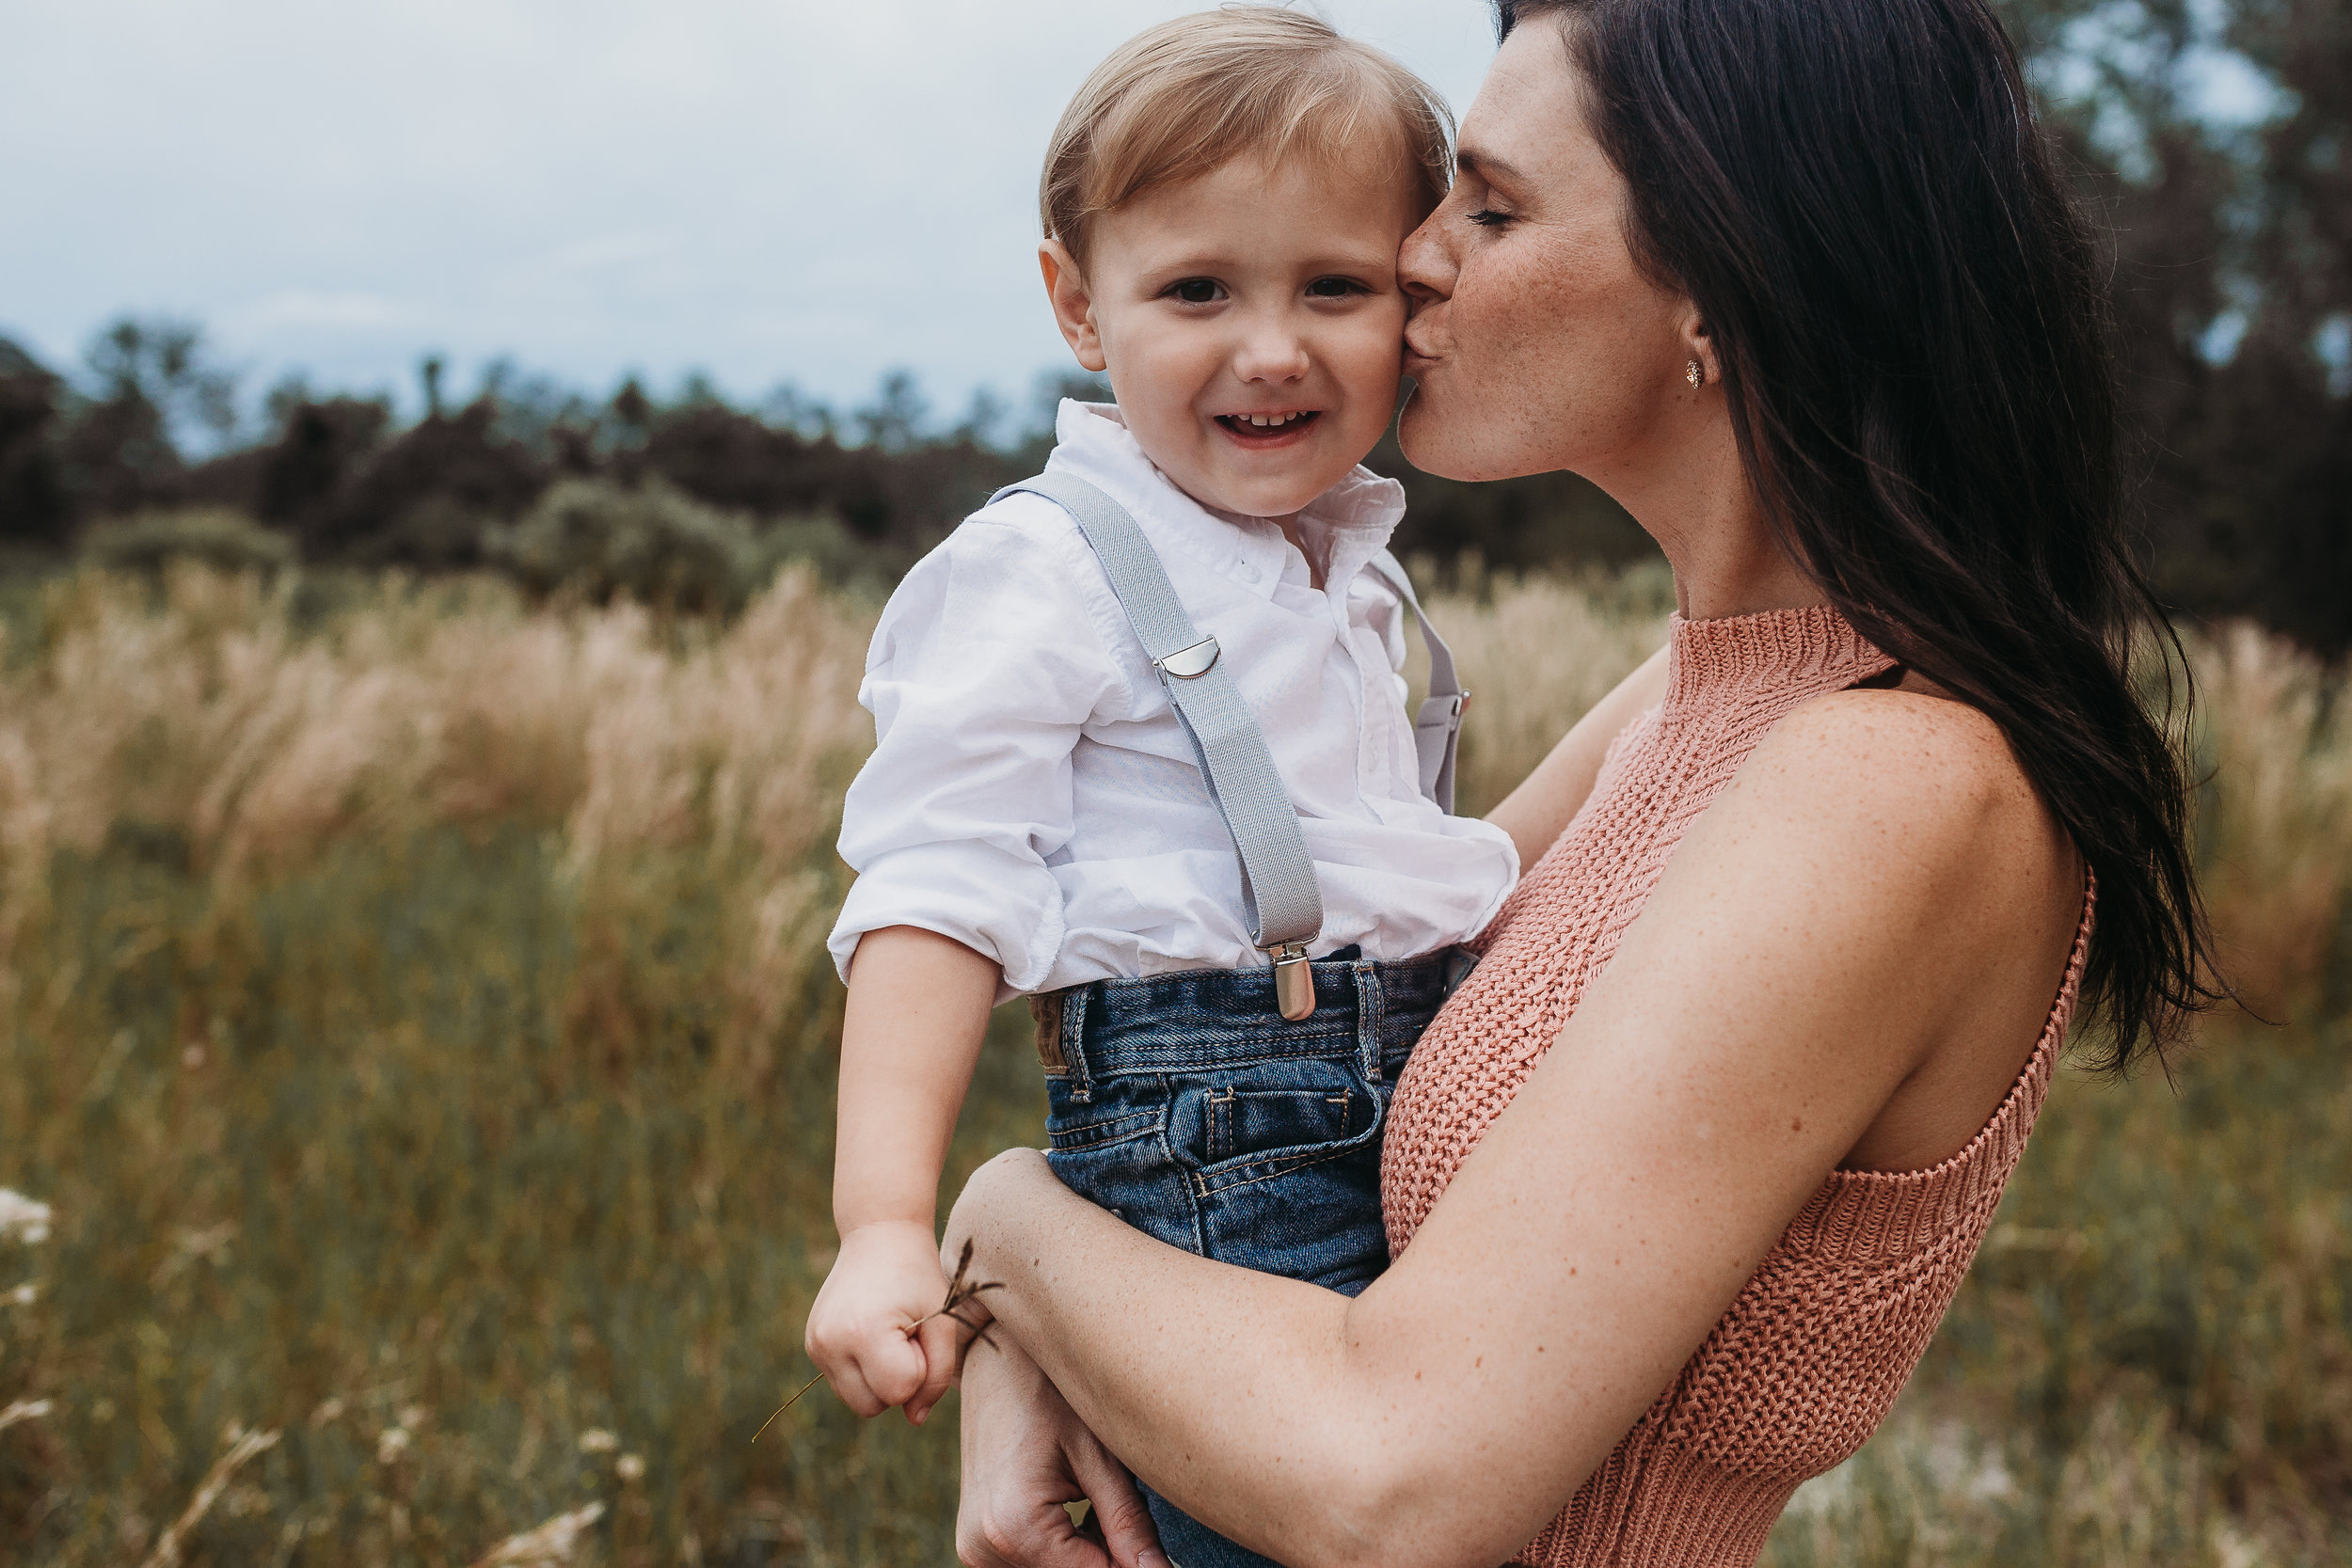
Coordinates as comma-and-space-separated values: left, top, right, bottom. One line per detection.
1181, 451, 1359, 519
1193, 476, 1333, 519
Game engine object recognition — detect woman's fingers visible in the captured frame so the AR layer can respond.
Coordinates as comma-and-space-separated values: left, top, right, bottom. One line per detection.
957, 1336, 1132, 1568
958, 1499, 1112, 1568
957, 1432, 1119, 1568
1065, 1439, 1164, 1568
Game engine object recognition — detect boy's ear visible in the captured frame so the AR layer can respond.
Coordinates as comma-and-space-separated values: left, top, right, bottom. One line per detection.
1040, 240, 1108, 373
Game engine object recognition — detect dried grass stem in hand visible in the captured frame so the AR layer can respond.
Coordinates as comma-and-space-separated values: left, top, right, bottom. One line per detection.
755, 1239, 1002, 1441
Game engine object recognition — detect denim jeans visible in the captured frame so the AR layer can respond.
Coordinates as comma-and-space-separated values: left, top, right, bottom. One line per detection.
1032, 945, 1464, 1568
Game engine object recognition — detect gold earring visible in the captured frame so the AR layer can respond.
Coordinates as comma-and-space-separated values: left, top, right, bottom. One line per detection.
1685, 360, 1704, 389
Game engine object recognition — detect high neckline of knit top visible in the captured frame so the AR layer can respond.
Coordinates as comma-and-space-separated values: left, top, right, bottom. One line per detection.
1663, 604, 1888, 708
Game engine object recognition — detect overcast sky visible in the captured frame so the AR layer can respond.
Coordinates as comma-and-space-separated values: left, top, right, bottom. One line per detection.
2, 1, 1506, 430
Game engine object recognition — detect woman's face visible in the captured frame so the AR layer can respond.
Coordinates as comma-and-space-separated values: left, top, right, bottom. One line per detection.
1398, 20, 1697, 484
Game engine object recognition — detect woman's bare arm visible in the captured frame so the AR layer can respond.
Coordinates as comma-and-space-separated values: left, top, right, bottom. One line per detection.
946, 691, 2079, 1568
1484, 643, 1670, 867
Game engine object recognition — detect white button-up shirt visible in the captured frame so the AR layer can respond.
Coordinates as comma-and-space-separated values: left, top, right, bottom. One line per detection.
827, 401, 1519, 998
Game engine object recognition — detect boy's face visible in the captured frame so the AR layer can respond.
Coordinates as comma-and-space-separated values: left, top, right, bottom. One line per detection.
1041, 152, 1420, 520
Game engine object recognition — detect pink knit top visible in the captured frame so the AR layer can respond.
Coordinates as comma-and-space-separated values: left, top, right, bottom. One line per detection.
1381, 606, 2094, 1568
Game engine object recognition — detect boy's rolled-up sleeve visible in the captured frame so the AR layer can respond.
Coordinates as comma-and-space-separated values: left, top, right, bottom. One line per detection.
827, 506, 1131, 997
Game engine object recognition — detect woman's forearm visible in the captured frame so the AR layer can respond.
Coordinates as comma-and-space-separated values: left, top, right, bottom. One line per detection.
950, 1151, 1558, 1568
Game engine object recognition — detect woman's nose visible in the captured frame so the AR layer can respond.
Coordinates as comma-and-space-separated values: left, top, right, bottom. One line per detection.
1399, 215, 1452, 309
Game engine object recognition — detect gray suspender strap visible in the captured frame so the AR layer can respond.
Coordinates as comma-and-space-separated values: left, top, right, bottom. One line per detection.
1365, 550, 1468, 815
990, 471, 1326, 1020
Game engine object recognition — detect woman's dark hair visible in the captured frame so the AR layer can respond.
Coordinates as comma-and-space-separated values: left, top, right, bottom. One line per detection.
1497, 0, 2221, 1069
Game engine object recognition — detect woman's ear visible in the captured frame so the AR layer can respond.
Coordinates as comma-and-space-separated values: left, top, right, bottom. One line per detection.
1677, 306, 1721, 387
1039, 241, 1108, 373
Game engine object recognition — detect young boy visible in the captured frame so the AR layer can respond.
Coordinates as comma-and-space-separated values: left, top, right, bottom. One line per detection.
806, 10, 1517, 1561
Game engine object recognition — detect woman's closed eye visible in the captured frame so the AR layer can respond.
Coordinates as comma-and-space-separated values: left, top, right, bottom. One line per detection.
1467, 208, 1517, 230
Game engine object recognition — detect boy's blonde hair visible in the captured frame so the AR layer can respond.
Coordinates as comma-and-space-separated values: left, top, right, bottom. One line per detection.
1041, 7, 1454, 268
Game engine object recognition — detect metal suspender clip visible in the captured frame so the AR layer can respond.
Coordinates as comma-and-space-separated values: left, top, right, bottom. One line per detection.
1155, 636, 1219, 679
1269, 940, 1314, 1022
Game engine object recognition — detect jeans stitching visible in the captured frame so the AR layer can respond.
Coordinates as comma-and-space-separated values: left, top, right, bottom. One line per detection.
1158, 1117, 1209, 1256
1192, 1137, 1366, 1196
1045, 1106, 1162, 1149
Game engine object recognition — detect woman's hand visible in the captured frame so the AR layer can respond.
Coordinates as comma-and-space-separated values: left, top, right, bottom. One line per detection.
957, 1330, 1166, 1568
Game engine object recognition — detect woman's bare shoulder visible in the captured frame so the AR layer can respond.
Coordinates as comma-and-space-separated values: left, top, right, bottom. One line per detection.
1724, 683, 2080, 1166
1743, 682, 2058, 857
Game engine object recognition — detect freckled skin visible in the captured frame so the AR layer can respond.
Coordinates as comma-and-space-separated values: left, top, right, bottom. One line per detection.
1396, 27, 1815, 623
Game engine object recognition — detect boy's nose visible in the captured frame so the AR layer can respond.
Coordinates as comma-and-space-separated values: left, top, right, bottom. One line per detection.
1232, 322, 1311, 385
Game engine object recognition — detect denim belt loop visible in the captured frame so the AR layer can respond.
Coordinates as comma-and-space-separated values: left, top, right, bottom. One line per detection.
1062, 985, 1096, 1103
1351, 958, 1384, 1084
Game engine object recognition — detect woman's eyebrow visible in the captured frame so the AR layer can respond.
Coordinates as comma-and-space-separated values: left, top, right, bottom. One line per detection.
1455, 145, 1528, 185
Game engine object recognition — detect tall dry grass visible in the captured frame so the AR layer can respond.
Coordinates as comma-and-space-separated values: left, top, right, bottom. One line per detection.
0, 565, 875, 1067
0, 562, 2344, 1565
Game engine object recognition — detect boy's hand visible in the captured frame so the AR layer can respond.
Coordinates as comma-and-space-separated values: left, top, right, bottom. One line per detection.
805, 1220, 957, 1421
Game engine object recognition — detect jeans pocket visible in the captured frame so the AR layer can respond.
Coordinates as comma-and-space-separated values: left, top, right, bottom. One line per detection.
1204, 1084, 1369, 1164
1181, 1058, 1383, 1192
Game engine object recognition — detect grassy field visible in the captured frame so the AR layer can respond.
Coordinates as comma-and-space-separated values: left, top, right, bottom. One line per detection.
0, 561, 2345, 1566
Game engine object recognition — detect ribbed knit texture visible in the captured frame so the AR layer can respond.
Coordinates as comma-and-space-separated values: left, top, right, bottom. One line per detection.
1379, 606, 2095, 1568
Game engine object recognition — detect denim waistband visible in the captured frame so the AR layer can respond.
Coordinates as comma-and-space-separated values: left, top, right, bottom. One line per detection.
1031, 945, 1468, 1101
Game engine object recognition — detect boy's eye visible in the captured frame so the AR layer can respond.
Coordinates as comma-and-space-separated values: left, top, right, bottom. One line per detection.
1168, 278, 1223, 304
1306, 277, 1366, 299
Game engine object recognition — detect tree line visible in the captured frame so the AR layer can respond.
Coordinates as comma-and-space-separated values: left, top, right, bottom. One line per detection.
0, 325, 1655, 594
0, 0, 2344, 641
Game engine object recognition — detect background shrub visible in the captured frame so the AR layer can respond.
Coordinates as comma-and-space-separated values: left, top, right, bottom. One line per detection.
485, 479, 760, 614
78, 507, 294, 578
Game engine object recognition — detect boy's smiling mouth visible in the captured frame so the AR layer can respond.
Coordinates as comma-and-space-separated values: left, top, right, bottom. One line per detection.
1213, 408, 1324, 448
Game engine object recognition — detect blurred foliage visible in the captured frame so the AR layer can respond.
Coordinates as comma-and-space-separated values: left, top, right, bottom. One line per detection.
2001, 0, 2352, 651
0, 563, 2344, 1564
486, 479, 762, 615
79, 507, 295, 578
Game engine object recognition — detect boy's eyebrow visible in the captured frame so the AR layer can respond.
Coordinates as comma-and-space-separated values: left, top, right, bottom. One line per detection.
1138, 245, 1399, 276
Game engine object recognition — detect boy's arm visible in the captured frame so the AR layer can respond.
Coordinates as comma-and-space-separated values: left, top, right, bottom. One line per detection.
813, 500, 1130, 1420
806, 924, 1000, 1424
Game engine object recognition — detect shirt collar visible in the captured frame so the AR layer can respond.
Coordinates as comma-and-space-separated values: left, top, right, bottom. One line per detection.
1041, 399, 1406, 602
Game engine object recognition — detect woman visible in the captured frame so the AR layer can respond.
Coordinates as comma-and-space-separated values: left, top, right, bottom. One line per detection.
944, 0, 2218, 1563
